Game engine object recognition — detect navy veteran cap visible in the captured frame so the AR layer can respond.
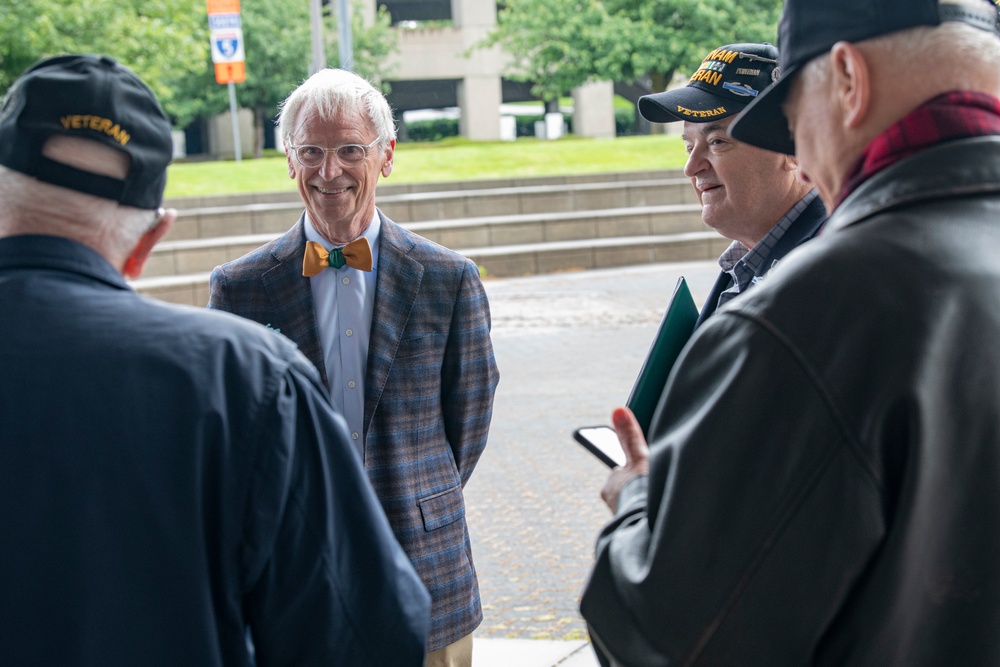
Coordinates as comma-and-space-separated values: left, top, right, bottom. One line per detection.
730, 0, 1000, 155
638, 43, 779, 124
0, 54, 172, 210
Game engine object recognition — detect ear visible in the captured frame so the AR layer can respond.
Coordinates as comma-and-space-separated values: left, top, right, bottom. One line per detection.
783, 154, 800, 172
123, 209, 175, 279
381, 139, 396, 178
287, 151, 296, 179
830, 41, 871, 129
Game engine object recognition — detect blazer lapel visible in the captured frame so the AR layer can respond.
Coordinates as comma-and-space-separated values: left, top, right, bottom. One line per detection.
364, 213, 423, 437
262, 215, 328, 384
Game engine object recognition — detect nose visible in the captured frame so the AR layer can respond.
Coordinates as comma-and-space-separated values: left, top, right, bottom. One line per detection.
683, 144, 708, 179
317, 151, 344, 180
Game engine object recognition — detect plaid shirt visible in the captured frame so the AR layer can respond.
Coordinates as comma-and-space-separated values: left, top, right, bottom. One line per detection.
716, 190, 821, 309
838, 90, 1000, 206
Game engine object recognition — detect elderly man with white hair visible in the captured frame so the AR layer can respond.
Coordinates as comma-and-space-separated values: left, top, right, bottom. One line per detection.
209, 69, 499, 666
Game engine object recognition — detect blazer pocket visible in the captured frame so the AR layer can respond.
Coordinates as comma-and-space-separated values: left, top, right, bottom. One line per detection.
417, 485, 464, 532
394, 332, 446, 360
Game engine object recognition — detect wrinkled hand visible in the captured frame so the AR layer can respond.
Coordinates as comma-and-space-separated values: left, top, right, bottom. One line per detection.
600, 406, 650, 513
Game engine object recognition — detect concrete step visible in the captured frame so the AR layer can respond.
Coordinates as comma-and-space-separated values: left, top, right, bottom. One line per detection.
161, 168, 687, 209
144, 204, 706, 279
131, 230, 728, 307
163, 176, 698, 241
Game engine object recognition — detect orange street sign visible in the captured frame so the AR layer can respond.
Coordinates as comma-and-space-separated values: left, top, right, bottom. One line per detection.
206, 0, 240, 14
215, 62, 246, 84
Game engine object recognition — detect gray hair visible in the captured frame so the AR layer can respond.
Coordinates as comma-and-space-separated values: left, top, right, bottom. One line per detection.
277, 69, 397, 148
0, 165, 156, 263
804, 0, 1000, 84
867, 0, 1000, 70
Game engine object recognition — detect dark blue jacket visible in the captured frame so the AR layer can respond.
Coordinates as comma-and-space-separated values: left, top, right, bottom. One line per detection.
0, 235, 430, 666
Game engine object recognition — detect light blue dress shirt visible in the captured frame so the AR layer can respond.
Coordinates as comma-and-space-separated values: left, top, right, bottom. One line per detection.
304, 211, 380, 450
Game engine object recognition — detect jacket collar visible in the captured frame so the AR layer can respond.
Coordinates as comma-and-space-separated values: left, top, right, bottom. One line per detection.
0, 234, 129, 291
828, 136, 1000, 234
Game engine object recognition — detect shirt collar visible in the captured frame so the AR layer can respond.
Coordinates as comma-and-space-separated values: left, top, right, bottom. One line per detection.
719, 189, 819, 286
303, 209, 381, 250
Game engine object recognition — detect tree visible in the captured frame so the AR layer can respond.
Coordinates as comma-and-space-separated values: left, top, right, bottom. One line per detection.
0, 0, 206, 111
478, 0, 781, 119
1, 0, 398, 159
172, 0, 398, 158
474, 0, 632, 107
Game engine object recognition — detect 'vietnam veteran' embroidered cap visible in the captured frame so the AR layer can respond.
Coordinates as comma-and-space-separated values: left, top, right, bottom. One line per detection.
637, 43, 779, 124
729, 0, 1000, 155
0, 54, 172, 210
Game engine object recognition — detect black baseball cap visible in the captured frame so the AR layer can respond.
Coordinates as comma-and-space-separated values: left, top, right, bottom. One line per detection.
729, 0, 1000, 155
0, 54, 173, 210
638, 43, 779, 124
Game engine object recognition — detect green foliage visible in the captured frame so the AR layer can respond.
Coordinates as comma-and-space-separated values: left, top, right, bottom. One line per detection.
402, 106, 635, 143
0, 0, 206, 113
404, 118, 460, 142
476, 0, 631, 102
0, 0, 397, 153
170, 0, 398, 155
479, 0, 782, 102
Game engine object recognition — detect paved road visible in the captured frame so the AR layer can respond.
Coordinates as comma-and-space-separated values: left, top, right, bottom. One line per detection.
466, 260, 721, 642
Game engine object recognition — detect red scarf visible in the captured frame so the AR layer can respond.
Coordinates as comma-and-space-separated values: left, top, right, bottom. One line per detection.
837, 91, 1000, 207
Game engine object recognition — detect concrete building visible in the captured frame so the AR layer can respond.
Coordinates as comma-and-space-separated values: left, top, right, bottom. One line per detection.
380, 0, 615, 141
198, 0, 617, 157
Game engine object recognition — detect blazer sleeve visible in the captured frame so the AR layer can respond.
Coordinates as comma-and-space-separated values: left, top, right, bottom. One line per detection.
440, 260, 500, 487
207, 265, 232, 312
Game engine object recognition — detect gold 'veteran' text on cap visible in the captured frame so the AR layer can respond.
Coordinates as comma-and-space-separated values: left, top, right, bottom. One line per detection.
59, 115, 131, 145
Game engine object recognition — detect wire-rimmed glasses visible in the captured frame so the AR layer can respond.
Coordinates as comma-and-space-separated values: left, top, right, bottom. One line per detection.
288, 137, 382, 168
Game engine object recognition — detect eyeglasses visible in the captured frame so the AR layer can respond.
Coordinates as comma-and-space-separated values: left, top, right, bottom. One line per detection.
287, 137, 382, 168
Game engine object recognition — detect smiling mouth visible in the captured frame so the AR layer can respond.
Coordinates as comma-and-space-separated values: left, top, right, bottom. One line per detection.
317, 185, 350, 195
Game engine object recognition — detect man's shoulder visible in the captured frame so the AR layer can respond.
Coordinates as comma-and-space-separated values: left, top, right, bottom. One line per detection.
214, 234, 288, 278
146, 296, 303, 362
381, 217, 477, 272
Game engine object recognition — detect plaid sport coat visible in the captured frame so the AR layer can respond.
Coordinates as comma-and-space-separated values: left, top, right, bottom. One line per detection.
208, 210, 500, 651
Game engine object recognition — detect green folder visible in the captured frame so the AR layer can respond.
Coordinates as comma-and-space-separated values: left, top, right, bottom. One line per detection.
626, 276, 698, 435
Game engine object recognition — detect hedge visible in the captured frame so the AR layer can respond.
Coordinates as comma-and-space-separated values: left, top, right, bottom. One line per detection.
401, 108, 637, 142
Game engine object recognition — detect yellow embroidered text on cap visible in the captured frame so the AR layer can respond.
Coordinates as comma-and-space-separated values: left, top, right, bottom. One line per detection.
60, 115, 130, 145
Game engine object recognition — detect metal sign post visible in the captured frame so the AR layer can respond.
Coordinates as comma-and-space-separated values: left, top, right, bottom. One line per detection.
337, 0, 353, 72
207, 0, 246, 161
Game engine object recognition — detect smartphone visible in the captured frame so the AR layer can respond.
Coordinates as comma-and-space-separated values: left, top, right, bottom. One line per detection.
573, 425, 626, 468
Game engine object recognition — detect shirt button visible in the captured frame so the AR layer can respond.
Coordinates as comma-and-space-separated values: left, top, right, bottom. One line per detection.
351, 432, 359, 440
342, 277, 350, 285
345, 329, 353, 337
347, 380, 356, 388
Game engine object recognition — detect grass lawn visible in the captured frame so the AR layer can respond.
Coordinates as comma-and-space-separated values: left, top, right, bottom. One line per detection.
164, 133, 689, 198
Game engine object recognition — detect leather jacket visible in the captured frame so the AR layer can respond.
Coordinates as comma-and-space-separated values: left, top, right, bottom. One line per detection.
581, 136, 1000, 666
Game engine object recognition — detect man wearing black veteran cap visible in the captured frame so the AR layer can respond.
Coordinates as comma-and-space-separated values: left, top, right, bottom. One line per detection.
581, 0, 1000, 663
638, 42, 825, 325
0, 54, 430, 665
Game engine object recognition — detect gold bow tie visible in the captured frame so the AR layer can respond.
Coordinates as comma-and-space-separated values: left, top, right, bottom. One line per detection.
302, 238, 373, 276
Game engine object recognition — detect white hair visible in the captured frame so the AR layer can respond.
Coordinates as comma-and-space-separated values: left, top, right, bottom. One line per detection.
865, 0, 1000, 78
803, 0, 1000, 88
0, 165, 157, 263
277, 69, 397, 148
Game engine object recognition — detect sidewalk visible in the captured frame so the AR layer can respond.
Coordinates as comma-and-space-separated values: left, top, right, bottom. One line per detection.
473, 638, 600, 666
463, 261, 720, 666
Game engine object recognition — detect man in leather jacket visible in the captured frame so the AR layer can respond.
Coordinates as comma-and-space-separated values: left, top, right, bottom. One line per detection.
637, 42, 825, 326
581, 0, 1000, 664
